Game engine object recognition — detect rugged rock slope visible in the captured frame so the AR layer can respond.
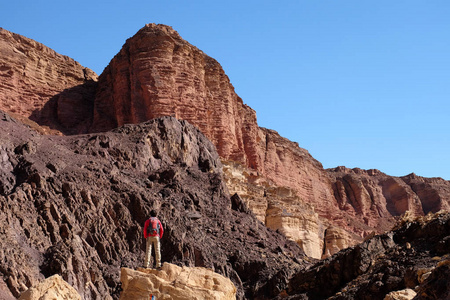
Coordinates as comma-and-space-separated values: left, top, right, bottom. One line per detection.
0, 112, 305, 299
279, 212, 450, 300
0, 27, 97, 134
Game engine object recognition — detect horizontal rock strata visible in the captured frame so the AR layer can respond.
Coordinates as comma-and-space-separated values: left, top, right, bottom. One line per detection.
0, 27, 97, 134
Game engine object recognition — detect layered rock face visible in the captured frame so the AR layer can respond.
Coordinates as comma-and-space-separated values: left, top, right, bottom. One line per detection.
120, 264, 236, 300
223, 160, 325, 259
0, 112, 305, 299
92, 23, 261, 169
0, 28, 97, 134
328, 168, 450, 227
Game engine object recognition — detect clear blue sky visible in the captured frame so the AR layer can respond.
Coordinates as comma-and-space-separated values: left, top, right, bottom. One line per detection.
2, 1, 449, 180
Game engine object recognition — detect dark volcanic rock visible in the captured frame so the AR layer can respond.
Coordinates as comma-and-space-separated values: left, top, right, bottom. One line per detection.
0, 111, 305, 299
280, 212, 450, 300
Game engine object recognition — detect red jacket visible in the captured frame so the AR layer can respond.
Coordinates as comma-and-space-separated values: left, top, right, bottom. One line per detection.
143, 217, 164, 239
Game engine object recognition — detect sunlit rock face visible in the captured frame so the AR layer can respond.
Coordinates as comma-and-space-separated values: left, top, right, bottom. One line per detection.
222, 160, 326, 259
0, 28, 97, 134
265, 191, 324, 260
120, 264, 236, 300
92, 23, 262, 171
18, 275, 83, 300
222, 160, 268, 223
321, 225, 354, 259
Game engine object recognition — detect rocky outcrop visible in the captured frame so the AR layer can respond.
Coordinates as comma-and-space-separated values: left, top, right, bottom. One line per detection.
0, 27, 97, 134
276, 211, 450, 300
383, 288, 416, 300
18, 275, 82, 300
0, 111, 305, 299
120, 264, 236, 299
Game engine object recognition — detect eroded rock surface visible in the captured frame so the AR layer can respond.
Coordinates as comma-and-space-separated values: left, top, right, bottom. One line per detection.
18, 274, 82, 300
278, 212, 450, 300
0, 112, 305, 299
223, 160, 325, 259
120, 264, 236, 300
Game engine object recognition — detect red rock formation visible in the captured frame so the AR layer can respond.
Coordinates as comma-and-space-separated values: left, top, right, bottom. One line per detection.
92, 24, 260, 168
401, 172, 450, 213
0, 27, 97, 134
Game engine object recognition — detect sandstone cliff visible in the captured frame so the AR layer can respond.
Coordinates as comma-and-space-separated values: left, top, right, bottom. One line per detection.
0, 27, 97, 134
92, 23, 261, 169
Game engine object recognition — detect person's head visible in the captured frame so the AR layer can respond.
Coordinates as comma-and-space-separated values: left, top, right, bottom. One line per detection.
150, 210, 157, 217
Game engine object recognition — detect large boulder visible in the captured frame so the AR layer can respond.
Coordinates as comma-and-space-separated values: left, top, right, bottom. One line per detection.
120, 264, 236, 300
18, 275, 82, 300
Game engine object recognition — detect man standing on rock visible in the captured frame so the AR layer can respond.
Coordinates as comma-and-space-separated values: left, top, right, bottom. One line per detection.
143, 210, 164, 269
